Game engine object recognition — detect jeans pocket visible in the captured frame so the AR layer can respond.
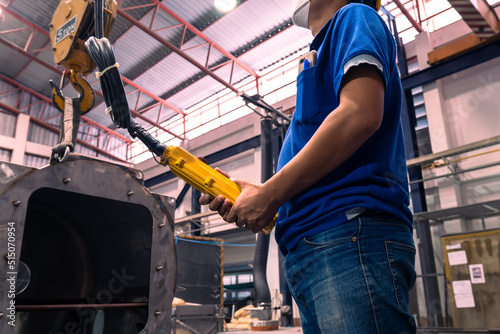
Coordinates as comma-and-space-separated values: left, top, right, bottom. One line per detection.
385, 241, 416, 310
304, 235, 354, 248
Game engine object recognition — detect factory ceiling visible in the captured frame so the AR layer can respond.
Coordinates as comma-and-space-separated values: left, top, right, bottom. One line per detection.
0, 0, 499, 162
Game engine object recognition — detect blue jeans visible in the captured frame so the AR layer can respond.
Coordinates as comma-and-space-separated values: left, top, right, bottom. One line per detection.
284, 213, 417, 334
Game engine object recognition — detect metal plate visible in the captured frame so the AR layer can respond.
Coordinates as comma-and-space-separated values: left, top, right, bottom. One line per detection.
54, 15, 77, 45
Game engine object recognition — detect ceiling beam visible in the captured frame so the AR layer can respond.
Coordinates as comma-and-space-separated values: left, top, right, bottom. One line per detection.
149, 0, 258, 79
448, 0, 499, 39
0, 101, 128, 163
0, 32, 184, 140
0, 3, 185, 117
392, 0, 424, 33
158, 19, 293, 102
117, 7, 241, 94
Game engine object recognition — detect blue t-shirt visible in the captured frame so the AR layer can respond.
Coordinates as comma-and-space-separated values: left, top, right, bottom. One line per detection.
275, 4, 412, 255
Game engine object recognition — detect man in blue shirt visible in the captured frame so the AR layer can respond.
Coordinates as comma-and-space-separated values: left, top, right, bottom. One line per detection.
201, 0, 416, 332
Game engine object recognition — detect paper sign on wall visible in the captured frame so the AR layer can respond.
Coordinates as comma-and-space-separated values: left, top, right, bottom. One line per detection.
448, 250, 468, 266
452, 280, 475, 308
469, 264, 486, 284
454, 293, 475, 308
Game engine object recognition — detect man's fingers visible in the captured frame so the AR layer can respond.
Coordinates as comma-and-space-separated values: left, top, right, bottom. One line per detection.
208, 195, 224, 211
197, 156, 208, 164
199, 193, 214, 205
218, 198, 232, 217
224, 209, 238, 225
214, 167, 231, 178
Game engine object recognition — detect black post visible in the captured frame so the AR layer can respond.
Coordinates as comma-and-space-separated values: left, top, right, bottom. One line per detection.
191, 187, 201, 236
397, 34, 443, 326
274, 125, 294, 327
253, 117, 273, 315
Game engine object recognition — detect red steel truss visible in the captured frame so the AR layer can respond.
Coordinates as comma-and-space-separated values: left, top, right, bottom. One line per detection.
0, 73, 130, 160
117, 0, 259, 95
0, 3, 185, 144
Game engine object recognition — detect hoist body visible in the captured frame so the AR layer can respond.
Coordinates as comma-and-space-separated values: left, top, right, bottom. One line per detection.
49, 0, 117, 75
47, 0, 118, 157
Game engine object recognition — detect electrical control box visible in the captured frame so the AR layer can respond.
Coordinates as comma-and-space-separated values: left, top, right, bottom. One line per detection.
442, 229, 500, 329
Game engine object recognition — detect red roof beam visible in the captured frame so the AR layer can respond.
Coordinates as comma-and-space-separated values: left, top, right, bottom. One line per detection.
0, 73, 131, 143
1, 5, 184, 118
1, 36, 184, 134
117, 7, 240, 94
392, 0, 424, 33
0, 101, 129, 163
121, 77, 185, 116
150, 0, 258, 79
117, 0, 257, 80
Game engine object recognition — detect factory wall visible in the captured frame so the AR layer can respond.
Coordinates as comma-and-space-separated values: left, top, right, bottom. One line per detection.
0, 109, 129, 168
140, 22, 500, 325
410, 31, 500, 214
405, 27, 500, 324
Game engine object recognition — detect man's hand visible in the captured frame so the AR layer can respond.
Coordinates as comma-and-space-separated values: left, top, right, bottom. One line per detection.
198, 167, 233, 218
224, 179, 281, 233
198, 167, 279, 233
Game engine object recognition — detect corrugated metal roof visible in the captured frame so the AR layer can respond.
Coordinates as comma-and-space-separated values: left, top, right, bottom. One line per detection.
1, 0, 459, 162
0, 0, 314, 152
27, 123, 59, 147
0, 44, 31, 78
239, 26, 311, 73
203, 0, 294, 52
7, 0, 59, 28
0, 112, 16, 138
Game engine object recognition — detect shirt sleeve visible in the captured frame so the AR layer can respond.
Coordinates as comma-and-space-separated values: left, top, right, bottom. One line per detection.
343, 54, 383, 74
330, 4, 394, 96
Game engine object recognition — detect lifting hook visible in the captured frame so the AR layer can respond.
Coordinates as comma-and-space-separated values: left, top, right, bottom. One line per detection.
50, 69, 95, 115
49, 70, 91, 163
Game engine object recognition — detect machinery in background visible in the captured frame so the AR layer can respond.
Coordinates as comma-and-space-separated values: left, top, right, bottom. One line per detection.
173, 235, 225, 334
0, 157, 176, 334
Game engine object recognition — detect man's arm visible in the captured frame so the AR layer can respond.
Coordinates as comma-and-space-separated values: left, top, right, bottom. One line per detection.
207, 64, 386, 232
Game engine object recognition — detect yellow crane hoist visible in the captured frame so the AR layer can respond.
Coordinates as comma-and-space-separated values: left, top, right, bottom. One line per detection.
49, 0, 117, 113
48, 0, 117, 161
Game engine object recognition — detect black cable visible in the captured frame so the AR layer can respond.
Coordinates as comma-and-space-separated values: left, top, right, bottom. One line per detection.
85, 37, 131, 128
127, 120, 166, 157
95, 0, 104, 39
84, 0, 166, 157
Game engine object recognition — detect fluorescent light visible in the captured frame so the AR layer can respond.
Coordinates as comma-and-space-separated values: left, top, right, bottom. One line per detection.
214, 0, 237, 13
